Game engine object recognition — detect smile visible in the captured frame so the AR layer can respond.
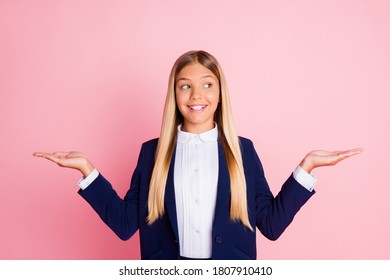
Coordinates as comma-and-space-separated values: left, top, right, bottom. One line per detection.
188, 105, 207, 111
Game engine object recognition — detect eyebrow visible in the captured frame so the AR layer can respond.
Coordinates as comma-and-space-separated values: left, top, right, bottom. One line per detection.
176, 75, 215, 81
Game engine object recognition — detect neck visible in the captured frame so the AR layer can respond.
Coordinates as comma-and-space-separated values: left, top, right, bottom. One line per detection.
182, 122, 215, 134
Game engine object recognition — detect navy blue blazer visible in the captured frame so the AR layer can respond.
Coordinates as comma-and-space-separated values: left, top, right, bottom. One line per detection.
79, 137, 314, 259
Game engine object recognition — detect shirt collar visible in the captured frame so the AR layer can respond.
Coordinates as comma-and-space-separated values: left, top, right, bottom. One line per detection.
177, 123, 218, 144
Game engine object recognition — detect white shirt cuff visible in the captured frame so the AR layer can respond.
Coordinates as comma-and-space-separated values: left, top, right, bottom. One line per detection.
78, 169, 99, 190
293, 165, 317, 192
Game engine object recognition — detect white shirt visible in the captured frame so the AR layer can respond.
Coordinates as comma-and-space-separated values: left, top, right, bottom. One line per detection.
78, 126, 317, 258
174, 124, 219, 258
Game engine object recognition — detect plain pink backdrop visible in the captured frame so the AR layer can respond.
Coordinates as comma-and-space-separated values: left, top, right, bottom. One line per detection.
1, 0, 389, 259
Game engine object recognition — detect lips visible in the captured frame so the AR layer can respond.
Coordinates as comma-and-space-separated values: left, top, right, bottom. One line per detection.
188, 105, 207, 111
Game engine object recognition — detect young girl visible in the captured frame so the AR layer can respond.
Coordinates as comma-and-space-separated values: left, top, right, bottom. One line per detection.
33, 50, 362, 260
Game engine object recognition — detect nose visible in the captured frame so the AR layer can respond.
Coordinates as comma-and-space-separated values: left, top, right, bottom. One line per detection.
190, 85, 202, 100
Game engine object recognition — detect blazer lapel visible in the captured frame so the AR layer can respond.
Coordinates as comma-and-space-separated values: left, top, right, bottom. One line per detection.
213, 140, 230, 227
164, 148, 179, 242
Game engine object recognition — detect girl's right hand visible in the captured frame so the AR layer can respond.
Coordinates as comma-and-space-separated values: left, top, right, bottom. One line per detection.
32, 151, 95, 177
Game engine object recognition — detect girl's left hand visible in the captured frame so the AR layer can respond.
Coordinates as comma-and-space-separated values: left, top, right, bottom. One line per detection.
299, 148, 363, 173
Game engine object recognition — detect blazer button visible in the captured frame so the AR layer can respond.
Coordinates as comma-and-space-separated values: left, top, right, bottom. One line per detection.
215, 235, 222, 243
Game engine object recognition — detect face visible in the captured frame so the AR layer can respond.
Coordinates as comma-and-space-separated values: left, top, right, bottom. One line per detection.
175, 63, 220, 134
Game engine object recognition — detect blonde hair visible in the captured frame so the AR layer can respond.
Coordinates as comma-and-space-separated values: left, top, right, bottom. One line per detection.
147, 50, 253, 231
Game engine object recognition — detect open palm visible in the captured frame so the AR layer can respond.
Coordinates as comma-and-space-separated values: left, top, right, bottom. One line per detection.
300, 148, 363, 173
33, 151, 94, 177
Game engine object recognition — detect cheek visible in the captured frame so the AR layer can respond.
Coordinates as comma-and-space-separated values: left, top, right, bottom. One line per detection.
209, 91, 220, 105
175, 93, 183, 106
175, 95, 187, 115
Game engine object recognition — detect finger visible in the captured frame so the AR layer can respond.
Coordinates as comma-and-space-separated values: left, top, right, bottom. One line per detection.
33, 152, 53, 157
313, 148, 363, 160
44, 154, 62, 162
309, 150, 332, 156
53, 151, 69, 156
347, 147, 364, 154
33, 153, 63, 164
338, 148, 364, 158
328, 149, 363, 165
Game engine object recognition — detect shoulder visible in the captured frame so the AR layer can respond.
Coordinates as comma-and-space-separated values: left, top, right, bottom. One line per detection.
142, 138, 159, 146
238, 136, 255, 150
140, 138, 159, 152
237, 136, 257, 160
134, 138, 159, 166
238, 136, 264, 169
238, 136, 265, 163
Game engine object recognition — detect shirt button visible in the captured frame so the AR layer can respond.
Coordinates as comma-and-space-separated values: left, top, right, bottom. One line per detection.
215, 235, 222, 243
196, 230, 200, 234
195, 198, 199, 204
194, 168, 199, 173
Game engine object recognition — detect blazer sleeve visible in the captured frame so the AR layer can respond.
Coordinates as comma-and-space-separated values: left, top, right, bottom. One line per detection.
246, 140, 315, 240
77, 143, 147, 241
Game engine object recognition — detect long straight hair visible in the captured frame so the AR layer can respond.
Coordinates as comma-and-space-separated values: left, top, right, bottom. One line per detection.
147, 50, 253, 231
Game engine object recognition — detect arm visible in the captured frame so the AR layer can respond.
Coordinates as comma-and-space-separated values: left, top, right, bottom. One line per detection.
33, 146, 146, 240
77, 168, 141, 240
252, 145, 314, 240
251, 143, 363, 240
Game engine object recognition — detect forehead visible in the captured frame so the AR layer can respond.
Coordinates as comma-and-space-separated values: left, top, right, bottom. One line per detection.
176, 63, 218, 81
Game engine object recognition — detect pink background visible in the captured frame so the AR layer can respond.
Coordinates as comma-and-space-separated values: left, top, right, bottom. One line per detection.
1, 0, 389, 259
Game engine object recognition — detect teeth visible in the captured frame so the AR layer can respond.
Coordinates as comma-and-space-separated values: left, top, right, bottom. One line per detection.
190, 105, 205, 111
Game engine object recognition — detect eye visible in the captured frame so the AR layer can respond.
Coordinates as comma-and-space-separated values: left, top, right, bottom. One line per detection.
179, 84, 190, 90
203, 83, 212, 88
